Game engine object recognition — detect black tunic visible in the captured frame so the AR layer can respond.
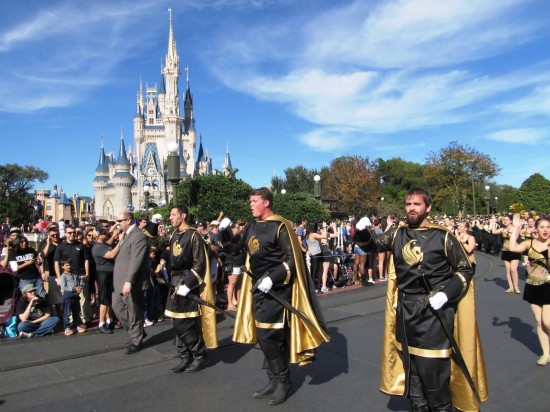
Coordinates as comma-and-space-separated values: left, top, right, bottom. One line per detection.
165, 228, 208, 318
373, 225, 473, 357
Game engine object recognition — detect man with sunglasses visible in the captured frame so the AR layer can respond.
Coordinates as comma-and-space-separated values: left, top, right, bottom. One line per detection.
54, 225, 91, 325
112, 210, 151, 354
39, 227, 62, 313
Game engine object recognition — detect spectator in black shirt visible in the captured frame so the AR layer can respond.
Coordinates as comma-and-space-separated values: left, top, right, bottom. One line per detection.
54, 225, 91, 324
15, 284, 60, 338
2, 235, 46, 298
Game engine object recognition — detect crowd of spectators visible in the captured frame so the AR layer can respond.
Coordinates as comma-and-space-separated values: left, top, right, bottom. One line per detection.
0, 208, 547, 340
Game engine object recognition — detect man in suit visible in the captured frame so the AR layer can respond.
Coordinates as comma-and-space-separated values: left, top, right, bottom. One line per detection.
112, 210, 151, 354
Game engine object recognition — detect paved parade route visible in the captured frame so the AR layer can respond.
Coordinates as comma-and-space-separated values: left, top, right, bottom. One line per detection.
1, 253, 547, 412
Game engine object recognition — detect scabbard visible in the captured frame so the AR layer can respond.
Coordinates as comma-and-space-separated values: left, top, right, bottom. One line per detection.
240, 266, 318, 331
168, 284, 236, 319
420, 272, 482, 406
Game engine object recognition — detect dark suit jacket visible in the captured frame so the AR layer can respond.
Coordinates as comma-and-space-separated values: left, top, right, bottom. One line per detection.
113, 226, 151, 292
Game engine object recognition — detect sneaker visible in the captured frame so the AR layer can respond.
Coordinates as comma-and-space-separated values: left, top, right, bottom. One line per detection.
77, 325, 87, 333
18, 331, 34, 338
98, 324, 113, 334
64, 328, 74, 336
144, 319, 154, 327
368, 279, 375, 284
321, 287, 330, 292
380, 277, 388, 281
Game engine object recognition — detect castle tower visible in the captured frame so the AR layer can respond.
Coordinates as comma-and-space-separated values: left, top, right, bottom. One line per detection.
222, 143, 233, 175
111, 129, 134, 213
93, 8, 232, 214
93, 136, 111, 218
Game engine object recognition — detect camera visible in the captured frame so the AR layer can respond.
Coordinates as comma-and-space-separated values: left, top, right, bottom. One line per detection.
203, 234, 209, 240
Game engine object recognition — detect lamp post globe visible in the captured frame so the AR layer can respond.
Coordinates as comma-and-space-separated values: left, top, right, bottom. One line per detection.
143, 185, 150, 212
167, 141, 181, 204
484, 185, 490, 215
313, 175, 321, 201
281, 189, 286, 195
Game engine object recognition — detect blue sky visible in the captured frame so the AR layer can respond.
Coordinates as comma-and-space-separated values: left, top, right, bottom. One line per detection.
1, 0, 549, 198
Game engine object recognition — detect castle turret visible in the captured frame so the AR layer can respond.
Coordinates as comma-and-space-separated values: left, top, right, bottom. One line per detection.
111, 128, 134, 213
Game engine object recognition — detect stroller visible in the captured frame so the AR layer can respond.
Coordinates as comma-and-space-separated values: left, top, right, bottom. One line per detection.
327, 247, 353, 289
0, 268, 18, 337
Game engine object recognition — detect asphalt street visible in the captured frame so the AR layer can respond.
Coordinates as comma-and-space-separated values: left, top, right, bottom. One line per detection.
1, 252, 548, 412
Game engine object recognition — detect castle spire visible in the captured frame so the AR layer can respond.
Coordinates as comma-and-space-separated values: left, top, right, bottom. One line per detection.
167, 7, 177, 63
95, 135, 109, 173
116, 127, 130, 166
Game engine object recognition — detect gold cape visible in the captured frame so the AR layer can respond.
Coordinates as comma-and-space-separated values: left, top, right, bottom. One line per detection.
379, 257, 488, 412
232, 214, 330, 365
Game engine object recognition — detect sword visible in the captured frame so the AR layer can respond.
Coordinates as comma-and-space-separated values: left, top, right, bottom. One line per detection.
418, 265, 482, 405
169, 284, 236, 319
240, 266, 318, 331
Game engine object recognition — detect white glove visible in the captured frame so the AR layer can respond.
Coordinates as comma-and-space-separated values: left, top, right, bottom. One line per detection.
258, 276, 273, 293
177, 285, 190, 297
356, 217, 372, 231
220, 217, 232, 230
151, 213, 163, 224
429, 292, 448, 310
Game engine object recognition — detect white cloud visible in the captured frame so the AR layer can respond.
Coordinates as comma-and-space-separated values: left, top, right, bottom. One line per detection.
305, 0, 537, 68
0, 1, 162, 113
206, 0, 549, 153
487, 128, 548, 144
498, 84, 550, 116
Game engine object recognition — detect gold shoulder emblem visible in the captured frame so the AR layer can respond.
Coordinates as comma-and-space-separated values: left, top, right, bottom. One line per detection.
248, 235, 260, 255
172, 240, 182, 257
402, 239, 423, 266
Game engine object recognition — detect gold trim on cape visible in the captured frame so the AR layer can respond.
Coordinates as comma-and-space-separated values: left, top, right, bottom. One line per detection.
379, 256, 488, 412
232, 215, 330, 365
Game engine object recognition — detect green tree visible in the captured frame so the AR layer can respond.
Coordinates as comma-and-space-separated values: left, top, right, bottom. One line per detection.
519, 173, 550, 212
272, 166, 318, 195
0, 164, 49, 225
176, 174, 253, 224
423, 142, 500, 216
273, 193, 329, 223
375, 157, 425, 213
324, 156, 380, 216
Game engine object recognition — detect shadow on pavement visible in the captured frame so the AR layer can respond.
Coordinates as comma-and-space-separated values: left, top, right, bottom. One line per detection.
492, 315, 540, 356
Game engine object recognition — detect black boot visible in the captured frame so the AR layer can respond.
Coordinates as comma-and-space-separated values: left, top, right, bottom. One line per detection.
425, 387, 454, 412
409, 375, 429, 412
169, 334, 192, 374
253, 358, 276, 398
267, 357, 291, 405
184, 336, 209, 373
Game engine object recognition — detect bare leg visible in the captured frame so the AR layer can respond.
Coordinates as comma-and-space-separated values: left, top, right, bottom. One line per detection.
531, 304, 550, 364
504, 261, 513, 292
227, 275, 238, 309
321, 262, 330, 289
510, 260, 520, 292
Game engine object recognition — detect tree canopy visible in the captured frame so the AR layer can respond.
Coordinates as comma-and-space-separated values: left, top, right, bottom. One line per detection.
177, 174, 253, 224
0, 164, 48, 225
423, 142, 500, 216
518, 173, 550, 213
324, 156, 380, 216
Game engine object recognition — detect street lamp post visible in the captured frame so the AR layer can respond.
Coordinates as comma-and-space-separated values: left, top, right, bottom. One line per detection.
484, 185, 490, 215
313, 175, 321, 203
380, 196, 384, 215
167, 142, 181, 205
494, 196, 498, 214
143, 185, 150, 212
4, 189, 10, 220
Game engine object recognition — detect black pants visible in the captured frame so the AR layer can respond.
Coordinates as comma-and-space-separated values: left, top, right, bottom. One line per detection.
257, 327, 287, 361
410, 355, 452, 409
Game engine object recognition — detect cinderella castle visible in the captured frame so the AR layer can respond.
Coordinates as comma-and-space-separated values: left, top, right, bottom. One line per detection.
93, 9, 233, 219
